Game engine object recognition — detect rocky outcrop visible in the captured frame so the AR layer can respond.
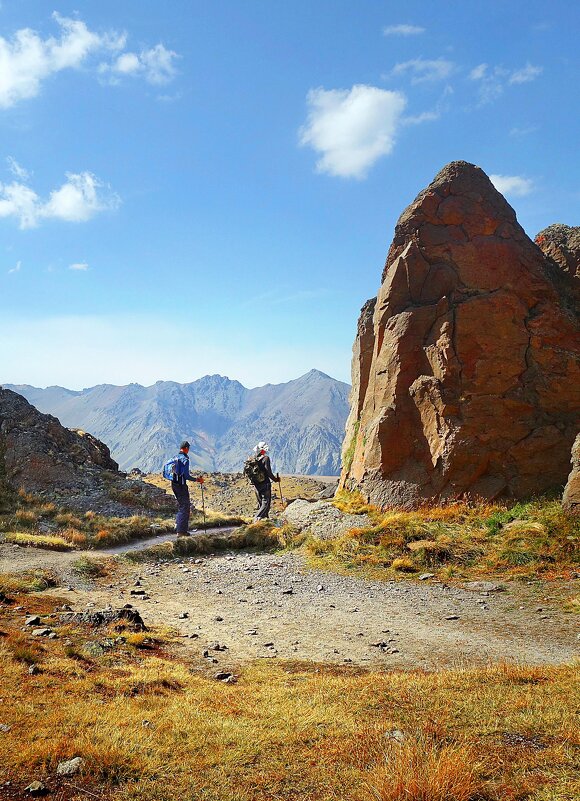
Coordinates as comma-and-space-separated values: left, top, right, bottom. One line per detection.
340, 161, 580, 507
0, 387, 173, 515
282, 499, 371, 540
535, 224, 580, 279
563, 434, 580, 513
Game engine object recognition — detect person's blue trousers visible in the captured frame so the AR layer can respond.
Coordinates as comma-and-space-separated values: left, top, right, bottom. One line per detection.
172, 480, 190, 534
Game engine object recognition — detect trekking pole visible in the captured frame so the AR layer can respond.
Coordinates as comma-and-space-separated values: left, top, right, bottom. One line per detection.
277, 474, 284, 507
200, 480, 207, 530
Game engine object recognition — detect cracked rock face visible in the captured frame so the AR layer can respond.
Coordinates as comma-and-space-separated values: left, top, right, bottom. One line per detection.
563, 434, 580, 514
340, 161, 580, 507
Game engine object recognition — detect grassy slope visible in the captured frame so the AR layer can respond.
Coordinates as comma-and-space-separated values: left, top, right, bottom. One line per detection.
0, 583, 578, 801
302, 491, 580, 583
0, 489, 244, 550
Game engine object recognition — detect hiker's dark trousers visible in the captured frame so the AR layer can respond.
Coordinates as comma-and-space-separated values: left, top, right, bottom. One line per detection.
254, 481, 271, 521
172, 480, 190, 534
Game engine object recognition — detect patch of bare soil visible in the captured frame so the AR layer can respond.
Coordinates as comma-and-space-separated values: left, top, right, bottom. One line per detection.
1, 542, 577, 672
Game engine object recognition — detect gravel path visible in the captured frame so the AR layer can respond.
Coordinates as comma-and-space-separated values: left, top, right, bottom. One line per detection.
1, 542, 577, 672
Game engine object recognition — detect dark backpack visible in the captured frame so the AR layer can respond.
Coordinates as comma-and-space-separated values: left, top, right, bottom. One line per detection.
244, 456, 267, 485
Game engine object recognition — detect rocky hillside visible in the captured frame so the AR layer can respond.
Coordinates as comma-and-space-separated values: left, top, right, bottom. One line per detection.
340, 161, 580, 507
7, 370, 349, 475
0, 387, 173, 515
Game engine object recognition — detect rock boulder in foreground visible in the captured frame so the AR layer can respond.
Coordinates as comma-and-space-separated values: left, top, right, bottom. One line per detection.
340, 161, 580, 507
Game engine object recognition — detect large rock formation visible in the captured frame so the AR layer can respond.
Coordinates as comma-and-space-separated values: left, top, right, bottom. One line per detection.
0, 387, 172, 514
340, 161, 580, 507
563, 434, 580, 513
535, 224, 580, 279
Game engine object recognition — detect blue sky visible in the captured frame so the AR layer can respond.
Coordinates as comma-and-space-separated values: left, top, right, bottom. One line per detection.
1, 1, 578, 389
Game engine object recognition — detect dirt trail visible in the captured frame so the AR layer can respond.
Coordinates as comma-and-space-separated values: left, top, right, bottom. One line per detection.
1, 542, 578, 671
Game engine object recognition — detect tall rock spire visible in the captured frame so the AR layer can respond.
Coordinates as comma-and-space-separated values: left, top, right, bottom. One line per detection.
340, 161, 580, 507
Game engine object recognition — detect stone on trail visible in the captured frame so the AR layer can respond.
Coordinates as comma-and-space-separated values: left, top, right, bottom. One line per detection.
419, 573, 435, 581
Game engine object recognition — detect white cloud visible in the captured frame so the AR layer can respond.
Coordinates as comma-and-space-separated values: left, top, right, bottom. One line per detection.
469, 63, 488, 81
299, 84, 407, 179
99, 43, 178, 86
0, 169, 120, 229
509, 63, 543, 84
69, 262, 89, 271
7, 259, 21, 274
383, 24, 425, 36
389, 57, 455, 84
0, 13, 178, 108
490, 174, 534, 197
6, 156, 31, 180
0, 12, 124, 108
469, 61, 542, 104
510, 125, 538, 137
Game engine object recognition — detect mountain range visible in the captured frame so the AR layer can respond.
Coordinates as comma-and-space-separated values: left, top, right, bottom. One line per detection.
5, 370, 350, 475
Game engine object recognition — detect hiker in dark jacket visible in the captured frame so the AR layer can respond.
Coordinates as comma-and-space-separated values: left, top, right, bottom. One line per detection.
251, 441, 280, 522
172, 441, 204, 535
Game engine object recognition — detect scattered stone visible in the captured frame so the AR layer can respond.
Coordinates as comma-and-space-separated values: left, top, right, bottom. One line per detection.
25, 616, 41, 626
178, 612, 189, 619
25, 781, 47, 796
281, 588, 294, 595
0, 723, 11, 733
464, 581, 505, 593
317, 584, 325, 592
56, 757, 84, 777
384, 729, 405, 743
214, 616, 224, 622
419, 573, 435, 581
445, 615, 459, 621
214, 671, 234, 682
32, 628, 52, 637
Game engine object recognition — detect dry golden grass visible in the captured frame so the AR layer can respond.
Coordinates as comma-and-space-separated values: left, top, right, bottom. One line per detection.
126, 521, 299, 562
304, 494, 580, 582
0, 590, 578, 801
4, 531, 75, 550
0, 569, 57, 596
0, 489, 245, 552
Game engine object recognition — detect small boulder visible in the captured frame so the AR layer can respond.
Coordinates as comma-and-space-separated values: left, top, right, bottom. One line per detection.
25, 781, 47, 796
56, 757, 84, 777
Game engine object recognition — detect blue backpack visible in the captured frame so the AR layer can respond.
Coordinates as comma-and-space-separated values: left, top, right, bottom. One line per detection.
162, 455, 180, 482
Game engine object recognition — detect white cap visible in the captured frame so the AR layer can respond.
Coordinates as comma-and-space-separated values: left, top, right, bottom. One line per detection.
254, 441, 269, 454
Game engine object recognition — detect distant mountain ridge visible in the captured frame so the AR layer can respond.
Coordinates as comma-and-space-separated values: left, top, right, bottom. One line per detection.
5, 370, 350, 475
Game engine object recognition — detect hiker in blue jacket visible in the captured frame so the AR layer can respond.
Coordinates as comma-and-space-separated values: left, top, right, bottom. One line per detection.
172, 441, 204, 535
